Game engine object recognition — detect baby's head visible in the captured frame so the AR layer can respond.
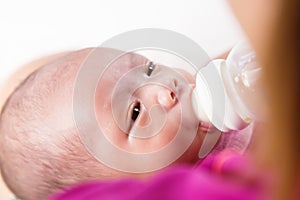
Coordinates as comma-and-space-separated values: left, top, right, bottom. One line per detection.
0, 48, 206, 200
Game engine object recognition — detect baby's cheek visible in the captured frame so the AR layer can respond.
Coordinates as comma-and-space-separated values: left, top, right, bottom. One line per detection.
152, 108, 182, 145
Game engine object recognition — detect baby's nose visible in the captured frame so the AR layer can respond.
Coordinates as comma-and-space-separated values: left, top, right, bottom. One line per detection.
157, 87, 177, 110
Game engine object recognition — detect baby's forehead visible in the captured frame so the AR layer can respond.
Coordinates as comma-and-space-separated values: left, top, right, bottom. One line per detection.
0, 48, 149, 111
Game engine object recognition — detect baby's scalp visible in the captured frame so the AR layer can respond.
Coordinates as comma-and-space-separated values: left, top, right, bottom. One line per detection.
0, 49, 126, 200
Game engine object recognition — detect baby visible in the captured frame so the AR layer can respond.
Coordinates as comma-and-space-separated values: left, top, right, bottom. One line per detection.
0, 48, 252, 200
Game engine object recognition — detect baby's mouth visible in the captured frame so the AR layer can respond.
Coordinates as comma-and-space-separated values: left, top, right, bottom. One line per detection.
198, 121, 216, 133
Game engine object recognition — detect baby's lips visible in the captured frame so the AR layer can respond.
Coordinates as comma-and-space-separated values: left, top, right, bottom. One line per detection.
189, 83, 195, 89
199, 121, 214, 132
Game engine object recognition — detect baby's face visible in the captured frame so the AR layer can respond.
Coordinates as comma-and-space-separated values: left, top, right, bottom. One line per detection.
0, 48, 206, 179
93, 49, 204, 162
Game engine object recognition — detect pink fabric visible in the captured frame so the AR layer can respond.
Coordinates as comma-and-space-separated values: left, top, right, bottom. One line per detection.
49, 151, 268, 200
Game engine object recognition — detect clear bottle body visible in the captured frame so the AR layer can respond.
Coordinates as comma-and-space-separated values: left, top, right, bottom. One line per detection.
223, 42, 265, 122
192, 42, 266, 131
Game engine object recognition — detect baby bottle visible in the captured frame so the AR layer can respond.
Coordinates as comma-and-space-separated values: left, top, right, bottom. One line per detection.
192, 42, 265, 132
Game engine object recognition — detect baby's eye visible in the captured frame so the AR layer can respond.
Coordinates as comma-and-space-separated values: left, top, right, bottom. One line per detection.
131, 102, 141, 121
146, 62, 155, 76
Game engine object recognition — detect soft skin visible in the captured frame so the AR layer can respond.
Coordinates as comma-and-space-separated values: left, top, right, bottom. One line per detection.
0, 48, 207, 200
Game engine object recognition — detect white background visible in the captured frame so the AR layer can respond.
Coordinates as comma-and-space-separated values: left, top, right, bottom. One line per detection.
0, 0, 245, 86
